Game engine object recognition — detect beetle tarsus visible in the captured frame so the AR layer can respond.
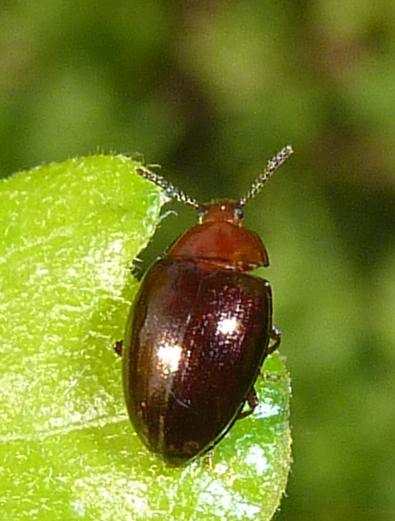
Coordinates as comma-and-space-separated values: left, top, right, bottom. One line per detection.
114, 340, 123, 357
130, 260, 144, 281
202, 451, 214, 469
268, 326, 282, 353
238, 387, 259, 419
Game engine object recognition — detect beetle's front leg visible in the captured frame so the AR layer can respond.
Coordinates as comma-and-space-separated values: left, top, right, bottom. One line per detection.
113, 340, 123, 357
267, 326, 282, 354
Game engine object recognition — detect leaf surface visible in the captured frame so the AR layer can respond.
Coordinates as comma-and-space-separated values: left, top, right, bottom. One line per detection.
0, 156, 291, 520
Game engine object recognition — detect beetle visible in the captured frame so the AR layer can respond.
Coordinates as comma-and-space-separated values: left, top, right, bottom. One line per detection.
115, 146, 293, 465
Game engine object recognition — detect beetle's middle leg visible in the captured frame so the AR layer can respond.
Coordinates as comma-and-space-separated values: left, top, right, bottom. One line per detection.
267, 326, 282, 354
237, 327, 282, 420
238, 387, 258, 419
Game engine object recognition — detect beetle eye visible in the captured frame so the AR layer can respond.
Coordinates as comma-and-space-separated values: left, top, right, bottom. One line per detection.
197, 208, 208, 223
235, 207, 244, 220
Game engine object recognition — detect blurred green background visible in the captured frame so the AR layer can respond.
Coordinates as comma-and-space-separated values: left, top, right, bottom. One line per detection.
1, 2, 394, 520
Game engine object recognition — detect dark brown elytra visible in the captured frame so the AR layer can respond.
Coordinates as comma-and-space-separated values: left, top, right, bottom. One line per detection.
116, 146, 293, 465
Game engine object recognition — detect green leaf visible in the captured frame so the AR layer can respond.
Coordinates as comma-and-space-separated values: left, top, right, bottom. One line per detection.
0, 156, 292, 521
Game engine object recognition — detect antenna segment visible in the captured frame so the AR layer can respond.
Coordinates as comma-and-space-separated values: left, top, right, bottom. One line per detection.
239, 145, 293, 207
136, 165, 200, 209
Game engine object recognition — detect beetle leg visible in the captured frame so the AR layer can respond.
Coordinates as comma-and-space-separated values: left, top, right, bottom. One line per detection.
202, 451, 214, 469
267, 326, 282, 353
113, 340, 123, 357
130, 260, 144, 281
238, 387, 258, 419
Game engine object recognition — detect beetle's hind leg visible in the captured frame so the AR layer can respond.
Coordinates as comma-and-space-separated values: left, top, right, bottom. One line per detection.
113, 340, 123, 357
202, 451, 214, 470
267, 326, 282, 354
238, 328, 283, 421
238, 387, 258, 419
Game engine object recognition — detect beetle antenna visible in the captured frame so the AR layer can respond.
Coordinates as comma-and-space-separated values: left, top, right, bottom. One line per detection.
239, 145, 294, 207
136, 165, 200, 210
